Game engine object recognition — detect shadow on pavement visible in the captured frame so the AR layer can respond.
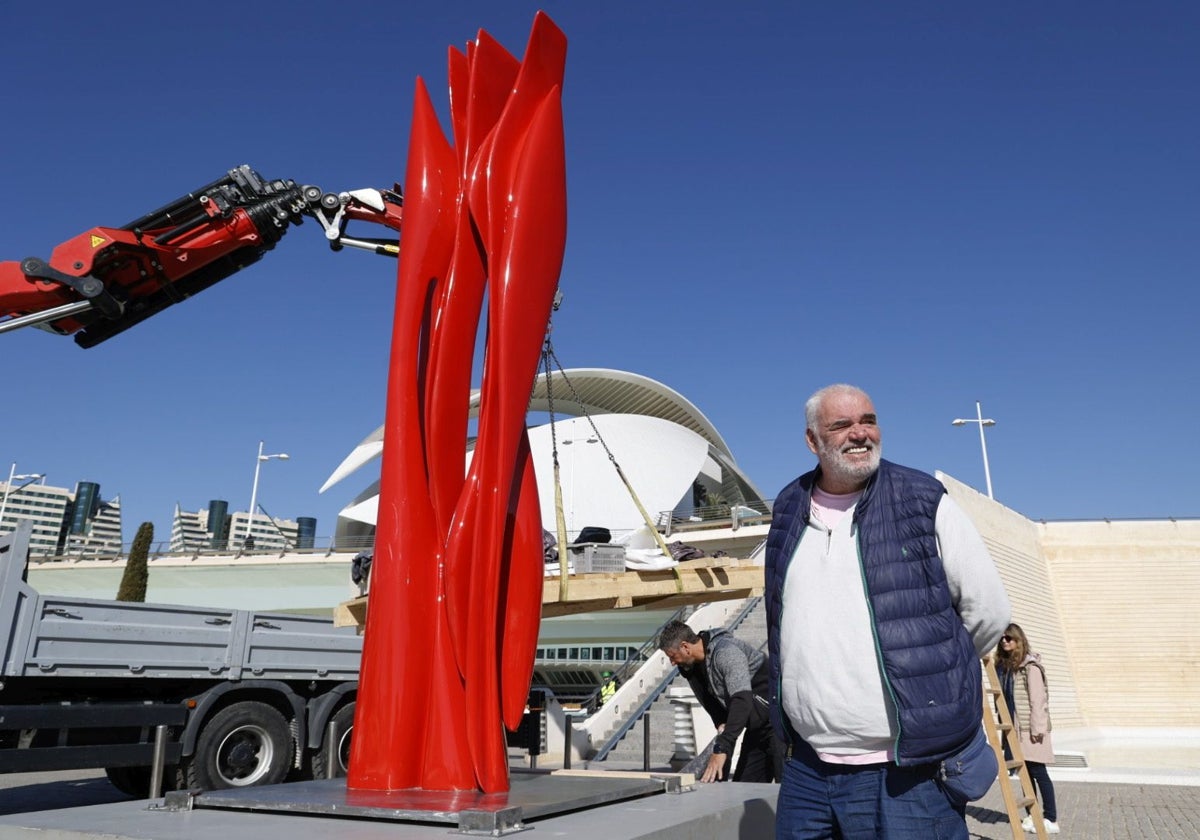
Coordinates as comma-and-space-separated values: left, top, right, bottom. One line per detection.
0, 773, 134, 815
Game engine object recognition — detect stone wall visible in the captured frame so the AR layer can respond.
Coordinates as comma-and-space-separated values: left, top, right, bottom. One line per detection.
939, 472, 1085, 729
1037, 518, 1200, 727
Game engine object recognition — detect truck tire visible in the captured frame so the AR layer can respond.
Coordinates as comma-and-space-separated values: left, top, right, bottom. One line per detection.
311, 701, 355, 778
105, 764, 179, 797
104, 766, 153, 798
184, 701, 292, 789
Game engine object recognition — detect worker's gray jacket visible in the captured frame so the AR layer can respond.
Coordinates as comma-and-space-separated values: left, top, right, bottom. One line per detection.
682, 628, 771, 755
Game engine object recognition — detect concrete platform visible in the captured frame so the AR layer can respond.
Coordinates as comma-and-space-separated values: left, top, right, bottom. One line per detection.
0, 778, 779, 839
4, 773, 1200, 838
3, 727, 1198, 840
173, 772, 674, 834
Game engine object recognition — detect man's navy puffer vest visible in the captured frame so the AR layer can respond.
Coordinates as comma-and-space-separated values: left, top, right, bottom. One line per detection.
765, 459, 981, 766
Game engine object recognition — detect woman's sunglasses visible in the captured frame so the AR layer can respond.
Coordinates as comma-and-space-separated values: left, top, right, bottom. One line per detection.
1001, 635, 1016, 643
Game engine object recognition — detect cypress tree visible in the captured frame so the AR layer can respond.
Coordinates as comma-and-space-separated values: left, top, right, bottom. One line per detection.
117, 522, 153, 602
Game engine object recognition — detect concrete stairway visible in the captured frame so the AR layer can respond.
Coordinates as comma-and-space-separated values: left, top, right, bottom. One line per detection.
599, 673, 691, 770
594, 597, 768, 771
736, 595, 768, 653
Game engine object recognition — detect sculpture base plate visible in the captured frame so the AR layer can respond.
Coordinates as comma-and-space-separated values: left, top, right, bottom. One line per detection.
173, 772, 677, 835
1, 776, 782, 840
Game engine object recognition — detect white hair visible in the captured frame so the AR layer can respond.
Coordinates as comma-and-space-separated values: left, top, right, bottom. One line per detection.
804, 384, 872, 432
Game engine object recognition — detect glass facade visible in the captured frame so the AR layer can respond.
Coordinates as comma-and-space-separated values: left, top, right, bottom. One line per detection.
296, 517, 317, 549
207, 500, 228, 549
69, 482, 100, 535
4, 480, 118, 558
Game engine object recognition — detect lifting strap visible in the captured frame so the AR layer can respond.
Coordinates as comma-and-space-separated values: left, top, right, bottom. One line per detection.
541, 339, 683, 593
542, 338, 572, 601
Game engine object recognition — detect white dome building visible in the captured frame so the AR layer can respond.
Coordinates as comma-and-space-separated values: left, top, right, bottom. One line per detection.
321, 368, 767, 548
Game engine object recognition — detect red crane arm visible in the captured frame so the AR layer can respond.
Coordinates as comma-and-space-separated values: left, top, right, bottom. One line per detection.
1, 165, 403, 348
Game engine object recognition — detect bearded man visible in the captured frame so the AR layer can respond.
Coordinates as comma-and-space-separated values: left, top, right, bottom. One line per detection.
765, 384, 1010, 839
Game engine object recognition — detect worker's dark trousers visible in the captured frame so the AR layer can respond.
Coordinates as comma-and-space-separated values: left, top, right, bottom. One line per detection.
733, 726, 786, 783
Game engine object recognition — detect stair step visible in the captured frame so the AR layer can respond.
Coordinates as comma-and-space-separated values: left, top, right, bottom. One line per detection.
599, 598, 769, 767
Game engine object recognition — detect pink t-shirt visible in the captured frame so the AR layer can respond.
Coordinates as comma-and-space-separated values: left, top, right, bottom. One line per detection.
809, 485, 860, 530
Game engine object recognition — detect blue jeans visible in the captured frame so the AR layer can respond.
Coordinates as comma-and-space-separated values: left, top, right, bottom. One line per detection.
1025, 761, 1057, 822
776, 739, 968, 840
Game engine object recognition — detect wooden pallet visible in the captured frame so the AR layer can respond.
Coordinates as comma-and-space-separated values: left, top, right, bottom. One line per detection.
333, 558, 765, 627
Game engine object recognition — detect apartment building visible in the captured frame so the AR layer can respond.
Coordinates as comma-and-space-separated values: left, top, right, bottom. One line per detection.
0, 478, 123, 557
170, 501, 300, 553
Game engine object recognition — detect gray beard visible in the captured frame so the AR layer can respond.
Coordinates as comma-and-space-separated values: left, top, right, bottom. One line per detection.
817, 440, 882, 488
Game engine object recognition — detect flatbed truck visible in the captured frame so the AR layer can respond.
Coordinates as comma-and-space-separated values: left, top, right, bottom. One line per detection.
0, 522, 362, 795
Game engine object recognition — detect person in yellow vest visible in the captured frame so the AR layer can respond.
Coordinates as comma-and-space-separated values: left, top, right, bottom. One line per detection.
599, 671, 618, 706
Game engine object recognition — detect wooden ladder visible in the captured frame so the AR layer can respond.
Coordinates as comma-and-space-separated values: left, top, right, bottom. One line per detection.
981, 654, 1047, 839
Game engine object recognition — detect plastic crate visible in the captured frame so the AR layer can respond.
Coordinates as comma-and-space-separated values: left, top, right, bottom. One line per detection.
567, 543, 626, 574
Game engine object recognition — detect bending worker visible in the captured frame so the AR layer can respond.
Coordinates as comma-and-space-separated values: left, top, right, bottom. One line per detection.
658, 619, 782, 783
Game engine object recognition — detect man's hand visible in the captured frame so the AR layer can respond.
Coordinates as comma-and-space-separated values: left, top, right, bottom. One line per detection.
700, 751, 727, 783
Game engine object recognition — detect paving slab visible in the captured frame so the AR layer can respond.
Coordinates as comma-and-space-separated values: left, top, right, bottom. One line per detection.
966, 775, 1200, 839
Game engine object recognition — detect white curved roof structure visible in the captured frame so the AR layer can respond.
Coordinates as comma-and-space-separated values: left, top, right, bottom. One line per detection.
514, 367, 733, 458
322, 368, 763, 541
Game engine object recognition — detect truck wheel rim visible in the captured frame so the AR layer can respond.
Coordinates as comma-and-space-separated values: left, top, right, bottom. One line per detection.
216, 724, 275, 786
337, 727, 353, 772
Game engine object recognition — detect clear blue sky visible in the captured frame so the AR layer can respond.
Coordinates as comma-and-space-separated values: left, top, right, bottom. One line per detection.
2, 2, 1197, 546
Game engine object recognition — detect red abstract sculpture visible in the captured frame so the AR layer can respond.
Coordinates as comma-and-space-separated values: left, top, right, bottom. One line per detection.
348, 12, 567, 793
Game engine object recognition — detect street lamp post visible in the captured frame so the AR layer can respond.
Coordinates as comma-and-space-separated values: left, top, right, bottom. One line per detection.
246, 442, 289, 547
951, 401, 996, 499
0, 463, 46, 533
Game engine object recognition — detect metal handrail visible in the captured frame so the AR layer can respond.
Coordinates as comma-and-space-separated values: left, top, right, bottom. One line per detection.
658, 500, 774, 536
14, 504, 1200, 563
20, 534, 380, 563
723, 594, 763, 636
590, 663, 678, 763
13, 497, 785, 562
589, 595, 763, 762
575, 604, 696, 715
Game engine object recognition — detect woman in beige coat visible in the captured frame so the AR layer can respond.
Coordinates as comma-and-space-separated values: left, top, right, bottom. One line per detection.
996, 623, 1060, 835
